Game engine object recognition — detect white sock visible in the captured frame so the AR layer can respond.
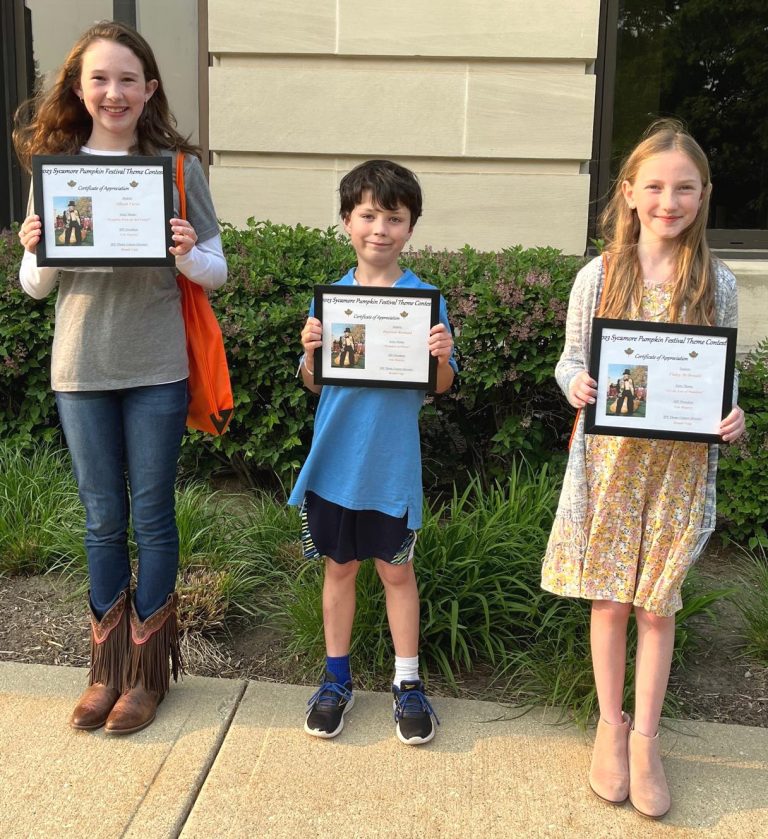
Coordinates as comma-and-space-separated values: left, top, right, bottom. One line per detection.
393, 655, 420, 687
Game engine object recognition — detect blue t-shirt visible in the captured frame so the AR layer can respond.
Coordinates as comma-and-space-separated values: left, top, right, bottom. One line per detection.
287, 268, 457, 529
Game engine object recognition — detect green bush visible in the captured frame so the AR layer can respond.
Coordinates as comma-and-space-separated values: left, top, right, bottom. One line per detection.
191, 221, 356, 484
278, 463, 731, 725
0, 228, 59, 447
0, 221, 580, 489
503, 571, 733, 726
408, 245, 582, 479
734, 543, 768, 664
0, 442, 83, 574
0, 442, 295, 632
278, 463, 560, 686
60, 480, 299, 631
210, 225, 584, 487
3, 218, 766, 543
717, 339, 768, 547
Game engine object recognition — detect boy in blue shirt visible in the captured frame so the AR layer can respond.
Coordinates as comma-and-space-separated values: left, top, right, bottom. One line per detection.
289, 159, 457, 745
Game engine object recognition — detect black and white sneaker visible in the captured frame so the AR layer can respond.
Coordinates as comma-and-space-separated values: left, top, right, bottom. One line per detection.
392, 679, 439, 745
304, 671, 354, 739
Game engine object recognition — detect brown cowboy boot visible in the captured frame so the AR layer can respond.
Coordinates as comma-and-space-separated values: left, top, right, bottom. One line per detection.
105, 593, 182, 735
71, 591, 130, 730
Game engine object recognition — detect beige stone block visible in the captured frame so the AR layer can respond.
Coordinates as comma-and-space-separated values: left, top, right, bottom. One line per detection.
216, 152, 582, 176
217, 55, 587, 76
412, 172, 590, 253
211, 165, 339, 230
210, 158, 590, 254
209, 62, 466, 156
723, 259, 768, 353
209, 0, 336, 53
466, 71, 596, 159
338, 0, 599, 59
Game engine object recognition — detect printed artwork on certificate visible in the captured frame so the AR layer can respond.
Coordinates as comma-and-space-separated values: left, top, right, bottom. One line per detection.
605, 363, 647, 418
331, 324, 366, 370
53, 196, 93, 247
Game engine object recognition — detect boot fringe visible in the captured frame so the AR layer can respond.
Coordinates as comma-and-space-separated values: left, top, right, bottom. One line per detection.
88, 590, 130, 691
127, 594, 183, 696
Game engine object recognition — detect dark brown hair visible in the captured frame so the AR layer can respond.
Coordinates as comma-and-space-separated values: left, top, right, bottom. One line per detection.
339, 159, 423, 226
13, 20, 200, 171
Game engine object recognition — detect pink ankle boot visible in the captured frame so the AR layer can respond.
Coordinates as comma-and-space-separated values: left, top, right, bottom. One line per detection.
628, 728, 671, 819
589, 712, 631, 804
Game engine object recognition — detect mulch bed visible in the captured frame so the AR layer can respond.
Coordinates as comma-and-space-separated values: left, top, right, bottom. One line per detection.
1, 559, 766, 728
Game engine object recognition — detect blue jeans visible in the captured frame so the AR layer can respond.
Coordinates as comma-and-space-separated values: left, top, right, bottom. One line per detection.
56, 380, 188, 621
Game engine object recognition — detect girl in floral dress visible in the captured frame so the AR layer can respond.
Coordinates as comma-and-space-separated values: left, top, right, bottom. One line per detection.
542, 120, 745, 819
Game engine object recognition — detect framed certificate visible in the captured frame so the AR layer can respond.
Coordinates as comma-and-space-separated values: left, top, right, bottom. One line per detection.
313, 285, 440, 390
584, 318, 737, 443
32, 155, 174, 267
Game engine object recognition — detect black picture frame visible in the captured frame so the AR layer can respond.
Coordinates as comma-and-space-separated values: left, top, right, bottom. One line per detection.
32, 154, 174, 267
313, 284, 440, 390
584, 317, 737, 443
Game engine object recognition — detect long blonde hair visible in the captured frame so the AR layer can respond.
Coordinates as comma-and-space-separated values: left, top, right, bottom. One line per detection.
13, 20, 200, 171
598, 119, 716, 326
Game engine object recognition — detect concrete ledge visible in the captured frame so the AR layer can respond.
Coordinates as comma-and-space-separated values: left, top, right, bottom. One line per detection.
2, 665, 766, 838
0, 662, 246, 839
181, 681, 768, 838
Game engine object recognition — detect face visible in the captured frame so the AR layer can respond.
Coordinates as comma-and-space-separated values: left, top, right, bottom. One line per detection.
622, 149, 705, 246
343, 192, 413, 270
74, 39, 158, 149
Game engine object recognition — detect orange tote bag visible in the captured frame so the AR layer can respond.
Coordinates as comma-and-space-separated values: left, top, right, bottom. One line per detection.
175, 153, 233, 435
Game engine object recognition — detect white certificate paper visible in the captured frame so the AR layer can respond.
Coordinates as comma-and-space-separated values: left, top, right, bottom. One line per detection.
313, 285, 439, 390
584, 318, 737, 443
32, 155, 174, 266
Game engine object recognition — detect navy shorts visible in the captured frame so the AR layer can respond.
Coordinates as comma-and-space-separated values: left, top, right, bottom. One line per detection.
300, 491, 417, 565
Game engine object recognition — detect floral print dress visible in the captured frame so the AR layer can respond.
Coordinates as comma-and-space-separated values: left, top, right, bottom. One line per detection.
555, 283, 708, 616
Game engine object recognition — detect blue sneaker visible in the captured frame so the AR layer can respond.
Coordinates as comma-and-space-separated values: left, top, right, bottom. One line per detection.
304, 671, 354, 739
392, 680, 439, 745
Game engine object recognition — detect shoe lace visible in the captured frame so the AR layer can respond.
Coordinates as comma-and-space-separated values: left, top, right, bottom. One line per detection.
394, 687, 440, 726
307, 680, 352, 710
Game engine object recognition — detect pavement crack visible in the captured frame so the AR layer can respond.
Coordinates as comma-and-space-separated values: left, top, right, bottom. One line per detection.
172, 678, 248, 838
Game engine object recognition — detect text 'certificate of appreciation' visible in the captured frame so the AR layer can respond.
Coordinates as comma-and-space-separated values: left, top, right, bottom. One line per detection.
32, 155, 174, 267
584, 318, 737, 444
313, 285, 439, 390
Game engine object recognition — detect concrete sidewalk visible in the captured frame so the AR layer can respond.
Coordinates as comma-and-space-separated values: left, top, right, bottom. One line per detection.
1, 662, 766, 838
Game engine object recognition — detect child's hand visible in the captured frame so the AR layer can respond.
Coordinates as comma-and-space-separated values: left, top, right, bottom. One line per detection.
568, 370, 597, 409
428, 323, 453, 365
169, 218, 198, 256
719, 405, 745, 442
19, 214, 42, 254
301, 317, 323, 355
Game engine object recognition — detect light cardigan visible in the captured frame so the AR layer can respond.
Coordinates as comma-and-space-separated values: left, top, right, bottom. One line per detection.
544, 255, 739, 584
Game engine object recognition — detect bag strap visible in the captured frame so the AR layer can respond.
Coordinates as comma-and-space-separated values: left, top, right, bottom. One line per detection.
176, 152, 186, 220
568, 407, 581, 451
597, 251, 609, 314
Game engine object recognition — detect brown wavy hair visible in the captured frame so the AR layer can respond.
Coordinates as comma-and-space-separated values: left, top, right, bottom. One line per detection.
598, 119, 716, 326
13, 20, 200, 171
